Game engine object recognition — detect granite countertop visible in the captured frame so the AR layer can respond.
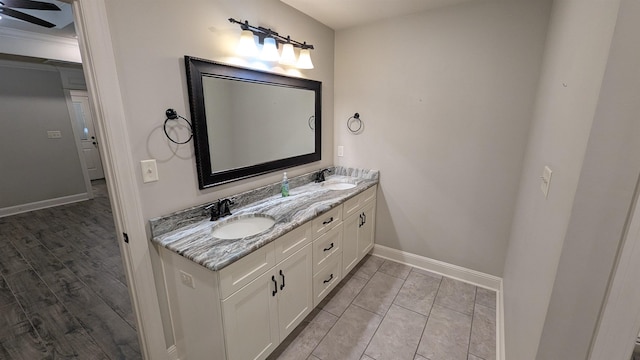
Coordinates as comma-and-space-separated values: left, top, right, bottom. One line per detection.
151, 169, 378, 271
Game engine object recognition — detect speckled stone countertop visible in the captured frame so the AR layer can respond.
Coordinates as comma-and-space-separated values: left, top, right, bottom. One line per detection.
150, 167, 379, 271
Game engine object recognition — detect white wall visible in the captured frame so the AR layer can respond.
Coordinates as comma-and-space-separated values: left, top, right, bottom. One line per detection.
0, 61, 87, 210
501, 0, 622, 358
102, 0, 334, 347
536, 0, 640, 357
334, 0, 551, 276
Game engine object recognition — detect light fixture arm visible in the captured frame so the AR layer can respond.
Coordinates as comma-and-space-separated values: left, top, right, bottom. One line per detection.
228, 18, 314, 50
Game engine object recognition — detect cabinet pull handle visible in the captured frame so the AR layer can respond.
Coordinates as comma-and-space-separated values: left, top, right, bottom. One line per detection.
323, 243, 334, 252
272, 275, 278, 296
323, 274, 334, 284
322, 217, 334, 225
359, 214, 363, 228
279, 270, 285, 290
363, 212, 366, 225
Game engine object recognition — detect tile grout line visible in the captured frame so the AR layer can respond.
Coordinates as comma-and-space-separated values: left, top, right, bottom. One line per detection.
413, 271, 444, 360
467, 286, 479, 359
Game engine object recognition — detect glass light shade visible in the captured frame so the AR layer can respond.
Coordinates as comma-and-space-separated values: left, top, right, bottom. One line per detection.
297, 49, 314, 69
237, 30, 258, 57
279, 43, 297, 65
261, 37, 280, 61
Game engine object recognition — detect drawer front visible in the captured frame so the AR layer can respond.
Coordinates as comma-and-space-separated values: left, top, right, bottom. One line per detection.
312, 223, 343, 274
311, 206, 342, 239
219, 243, 276, 299
343, 194, 361, 219
274, 221, 312, 264
313, 255, 342, 307
361, 185, 377, 205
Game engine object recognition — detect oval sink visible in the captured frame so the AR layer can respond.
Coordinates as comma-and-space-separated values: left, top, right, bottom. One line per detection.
211, 214, 276, 240
323, 182, 356, 191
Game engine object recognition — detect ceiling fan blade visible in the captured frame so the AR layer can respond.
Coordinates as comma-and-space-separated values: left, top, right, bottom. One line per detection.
1, 0, 60, 11
0, 7, 56, 27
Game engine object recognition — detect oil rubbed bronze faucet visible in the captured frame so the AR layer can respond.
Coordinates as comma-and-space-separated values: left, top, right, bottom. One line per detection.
315, 168, 331, 183
205, 198, 234, 221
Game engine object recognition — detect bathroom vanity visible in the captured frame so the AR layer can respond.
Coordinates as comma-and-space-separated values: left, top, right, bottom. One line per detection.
151, 168, 378, 360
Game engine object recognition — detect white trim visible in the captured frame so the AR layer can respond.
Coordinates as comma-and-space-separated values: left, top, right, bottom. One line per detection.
0, 27, 81, 63
0, 193, 90, 218
372, 244, 502, 290
589, 179, 640, 359
371, 244, 505, 360
167, 345, 179, 360
72, 1, 167, 359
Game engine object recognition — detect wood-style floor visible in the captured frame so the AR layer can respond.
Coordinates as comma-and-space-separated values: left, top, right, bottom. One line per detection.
0, 180, 140, 359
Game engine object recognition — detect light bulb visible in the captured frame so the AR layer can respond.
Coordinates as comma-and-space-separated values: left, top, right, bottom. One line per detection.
261, 37, 280, 61
279, 43, 297, 66
237, 30, 258, 57
297, 49, 314, 69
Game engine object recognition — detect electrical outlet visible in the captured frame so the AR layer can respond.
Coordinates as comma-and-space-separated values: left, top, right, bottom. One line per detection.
140, 159, 159, 183
337, 146, 344, 157
180, 271, 195, 289
47, 130, 62, 139
541, 166, 552, 198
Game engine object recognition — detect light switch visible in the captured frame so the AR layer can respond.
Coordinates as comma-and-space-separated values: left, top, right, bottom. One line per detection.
141, 159, 159, 183
180, 271, 195, 289
541, 166, 552, 198
337, 145, 344, 157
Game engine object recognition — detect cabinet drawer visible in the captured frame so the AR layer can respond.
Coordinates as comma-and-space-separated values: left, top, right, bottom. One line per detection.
343, 185, 377, 219
313, 255, 342, 307
219, 243, 276, 299
274, 222, 312, 264
311, 206, 342, 239
313, 223, 342, 275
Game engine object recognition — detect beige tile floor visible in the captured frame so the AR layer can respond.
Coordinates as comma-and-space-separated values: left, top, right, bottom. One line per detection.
268, 255, 496, 360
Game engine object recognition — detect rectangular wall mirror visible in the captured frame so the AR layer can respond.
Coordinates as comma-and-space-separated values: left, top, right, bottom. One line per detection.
185, 57, 322, 188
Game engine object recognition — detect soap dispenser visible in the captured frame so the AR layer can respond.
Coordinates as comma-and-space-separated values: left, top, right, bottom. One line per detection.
281, 172, 290, 197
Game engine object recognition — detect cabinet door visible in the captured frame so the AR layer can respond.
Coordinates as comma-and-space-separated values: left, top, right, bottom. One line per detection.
222, 270, 279, 360
342, 212, 360, 275
358, 201, 376, 260
276, 244, 313, 340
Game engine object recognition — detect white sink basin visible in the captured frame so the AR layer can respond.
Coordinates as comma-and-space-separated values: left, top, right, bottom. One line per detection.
322, 182, 356, 190
212, 214, 276, 240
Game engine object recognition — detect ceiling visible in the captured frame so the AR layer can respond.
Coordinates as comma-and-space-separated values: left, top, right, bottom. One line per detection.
0, 0, 75, 38
281, 0, 478, 29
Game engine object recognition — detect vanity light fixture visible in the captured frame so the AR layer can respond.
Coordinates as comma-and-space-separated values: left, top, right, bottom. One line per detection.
237, 29, 258, 56
229, 18, 314, 69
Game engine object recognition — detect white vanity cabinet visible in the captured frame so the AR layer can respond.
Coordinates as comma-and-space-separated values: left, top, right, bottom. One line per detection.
342, 185, 377, 274
221, 241, 312, 360
159, 185, 378, 360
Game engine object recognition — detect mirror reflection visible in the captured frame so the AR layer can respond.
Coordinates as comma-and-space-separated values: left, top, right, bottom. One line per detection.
202, 77, 316, 172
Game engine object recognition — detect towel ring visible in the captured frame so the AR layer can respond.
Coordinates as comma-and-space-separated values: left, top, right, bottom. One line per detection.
163, 108, 193, 145
308, 115, 315, 131
347, 113, 363, 134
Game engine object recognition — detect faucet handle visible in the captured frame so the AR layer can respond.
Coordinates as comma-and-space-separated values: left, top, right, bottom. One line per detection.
205, 202, 220, 221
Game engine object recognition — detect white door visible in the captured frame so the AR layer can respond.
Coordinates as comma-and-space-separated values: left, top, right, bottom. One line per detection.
71, 91, 105, 180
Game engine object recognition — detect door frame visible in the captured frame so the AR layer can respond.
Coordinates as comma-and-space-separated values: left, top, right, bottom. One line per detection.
71, 1, 167, 358
589, 174, 640, 359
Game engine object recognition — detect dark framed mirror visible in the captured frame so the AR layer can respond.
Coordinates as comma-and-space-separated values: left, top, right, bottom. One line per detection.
185, 56, 322, 188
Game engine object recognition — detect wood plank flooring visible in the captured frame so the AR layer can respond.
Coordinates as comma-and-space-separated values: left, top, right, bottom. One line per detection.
0, 180, 140, 359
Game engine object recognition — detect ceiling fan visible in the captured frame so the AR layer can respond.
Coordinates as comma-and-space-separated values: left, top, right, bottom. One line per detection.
0, 0, 61, 28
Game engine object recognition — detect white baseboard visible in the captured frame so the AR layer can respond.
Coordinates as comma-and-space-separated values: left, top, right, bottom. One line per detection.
0, 193, 91, 218
371, 244, 505, 360
167, 345, 178, 360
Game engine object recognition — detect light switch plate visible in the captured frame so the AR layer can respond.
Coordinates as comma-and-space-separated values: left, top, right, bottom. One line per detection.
47, 130, 62, 139
337, 146, 344, 157
541, 165, 552, 198
141, 159, 159, 183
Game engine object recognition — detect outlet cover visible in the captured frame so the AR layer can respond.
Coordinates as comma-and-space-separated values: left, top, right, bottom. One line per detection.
179, 271, 195, 289
337, 145, 344, 157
